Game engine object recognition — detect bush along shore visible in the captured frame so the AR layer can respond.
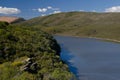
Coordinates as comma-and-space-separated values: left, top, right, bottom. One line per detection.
0, 22, 76, 80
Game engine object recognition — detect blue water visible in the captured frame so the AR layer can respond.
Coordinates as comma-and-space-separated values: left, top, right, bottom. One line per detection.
54, 35, 120, 80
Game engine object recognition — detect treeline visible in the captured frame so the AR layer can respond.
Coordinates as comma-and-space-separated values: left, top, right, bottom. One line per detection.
0, 22, 75, 80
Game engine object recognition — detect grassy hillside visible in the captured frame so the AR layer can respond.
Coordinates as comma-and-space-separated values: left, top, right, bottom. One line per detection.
0, 22, 75, 80
18, 11, 120, 41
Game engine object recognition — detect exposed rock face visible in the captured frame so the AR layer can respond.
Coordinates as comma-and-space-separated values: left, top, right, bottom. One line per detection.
0, 16, 25, 23
21, 58, 38, 73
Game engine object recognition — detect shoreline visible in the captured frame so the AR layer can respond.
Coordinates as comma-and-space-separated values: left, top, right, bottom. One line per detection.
54, 34, 120, 43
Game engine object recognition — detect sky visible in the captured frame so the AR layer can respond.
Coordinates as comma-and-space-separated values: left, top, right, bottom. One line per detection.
0, 0, 120, 19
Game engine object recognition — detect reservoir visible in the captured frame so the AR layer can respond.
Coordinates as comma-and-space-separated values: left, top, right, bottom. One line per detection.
54, 35, 120, 80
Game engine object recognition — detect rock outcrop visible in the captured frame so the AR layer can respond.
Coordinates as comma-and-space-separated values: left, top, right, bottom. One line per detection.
20, 58, 38, 73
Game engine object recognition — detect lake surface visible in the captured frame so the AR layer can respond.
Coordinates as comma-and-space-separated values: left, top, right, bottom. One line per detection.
54, 35, 120, 80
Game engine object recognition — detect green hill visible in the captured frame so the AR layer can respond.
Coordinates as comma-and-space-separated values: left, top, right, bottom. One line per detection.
18, 11, 120, 41
0, 22, 75, 80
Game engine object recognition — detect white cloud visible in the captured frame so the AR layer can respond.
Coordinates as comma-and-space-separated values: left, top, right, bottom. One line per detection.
0, 6, 20, 14
47, 6, 59, 10
79, 10, 84, 12
92, 10, 96, 12
33, 6, 61, 14
53, 11, 61, 14
51, 8, 59, 10
47, 6, 52, 9
105, 6, 120, 12
41, 14, 46, 16
38, 8, 47, 13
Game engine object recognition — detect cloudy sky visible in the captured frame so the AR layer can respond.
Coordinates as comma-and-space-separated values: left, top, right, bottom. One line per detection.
0, 0, 120, 19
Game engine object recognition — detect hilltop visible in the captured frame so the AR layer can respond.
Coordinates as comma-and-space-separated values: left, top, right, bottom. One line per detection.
0, 16, 25, 23
18, 11, 120, 41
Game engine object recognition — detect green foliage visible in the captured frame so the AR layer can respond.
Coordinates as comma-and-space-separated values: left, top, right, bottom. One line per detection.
0, 62, 18, 80
0, 21, 9, 29
51, 68, 72, 80
0, 22, 74, 80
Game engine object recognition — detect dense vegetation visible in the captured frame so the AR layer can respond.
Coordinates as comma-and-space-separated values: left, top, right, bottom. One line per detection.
18, 11, 120, 41
0, 22, 75, 80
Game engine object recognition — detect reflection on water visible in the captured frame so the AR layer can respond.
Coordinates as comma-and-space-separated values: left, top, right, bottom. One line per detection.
54, 35, 120, 80
60, 44, 79, 79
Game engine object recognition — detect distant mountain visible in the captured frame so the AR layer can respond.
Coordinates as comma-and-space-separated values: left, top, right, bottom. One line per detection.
18, 11, 120, 41
0, 16, 25, 23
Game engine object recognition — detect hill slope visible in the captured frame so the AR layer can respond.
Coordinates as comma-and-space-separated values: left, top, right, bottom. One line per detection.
18, 12, 120, 41
0, 16, 25, 23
